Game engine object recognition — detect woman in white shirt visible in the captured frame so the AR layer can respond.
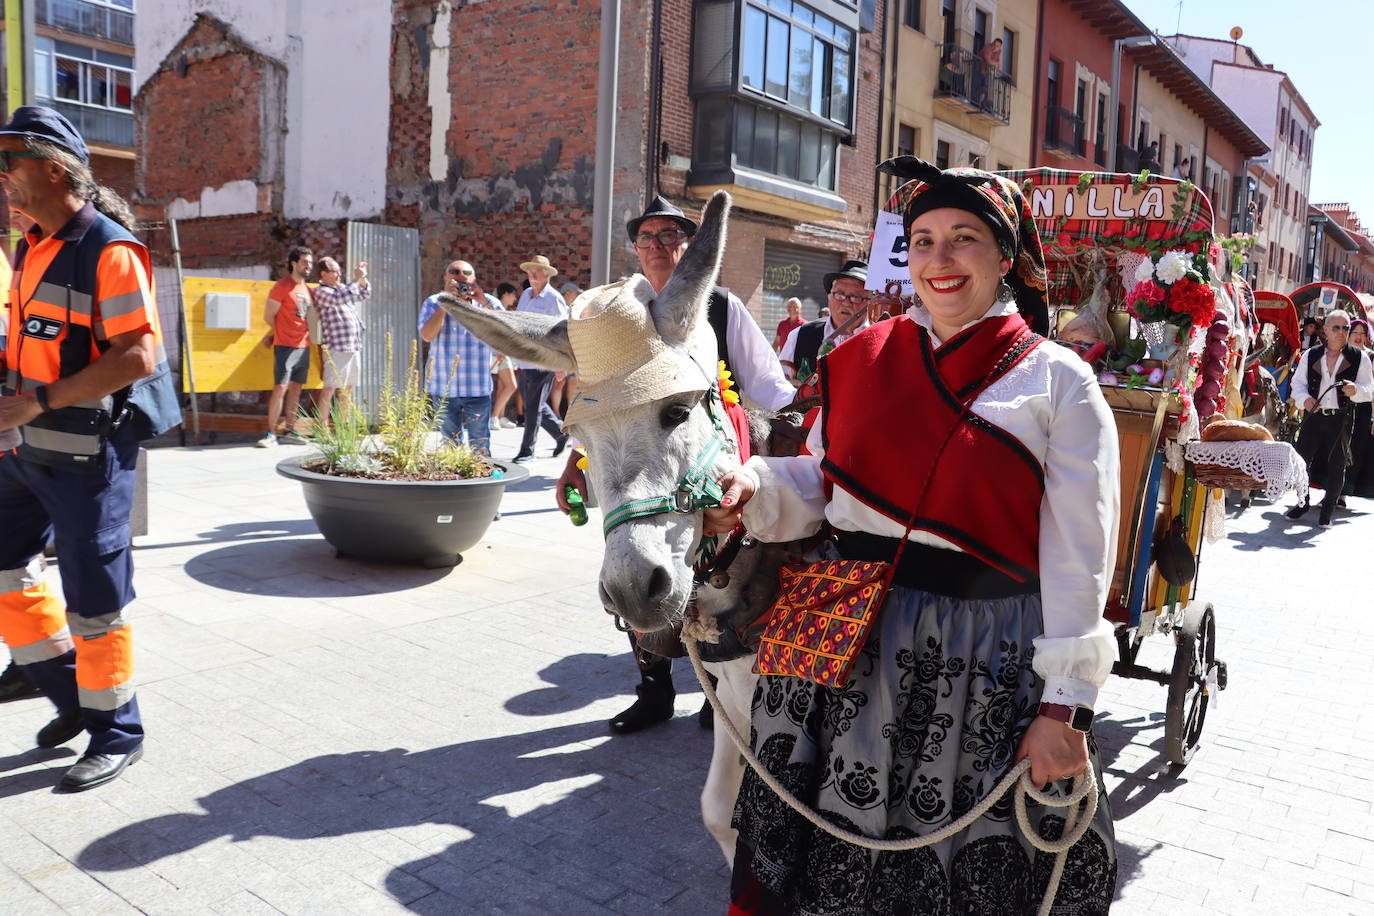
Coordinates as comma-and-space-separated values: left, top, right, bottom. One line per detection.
706, 159, 1118, 915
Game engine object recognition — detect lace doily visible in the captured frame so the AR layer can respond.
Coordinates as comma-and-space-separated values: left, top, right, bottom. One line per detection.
1184, 440, 1308, 500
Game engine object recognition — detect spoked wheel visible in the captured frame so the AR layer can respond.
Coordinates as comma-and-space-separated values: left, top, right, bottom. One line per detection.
1165, 603, 1220, 766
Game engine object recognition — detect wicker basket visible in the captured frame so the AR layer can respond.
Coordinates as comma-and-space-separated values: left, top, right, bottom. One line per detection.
1192, 463, 1265, 491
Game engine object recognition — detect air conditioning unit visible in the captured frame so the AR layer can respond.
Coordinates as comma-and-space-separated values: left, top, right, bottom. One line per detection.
204, 292, 251, 330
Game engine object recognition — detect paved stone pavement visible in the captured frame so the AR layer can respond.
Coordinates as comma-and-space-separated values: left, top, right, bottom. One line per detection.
2, 427, 1373, 914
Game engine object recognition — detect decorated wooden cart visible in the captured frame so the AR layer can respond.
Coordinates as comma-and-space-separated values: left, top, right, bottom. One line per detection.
1249, 290, 1303, 444
995, 169, 1308, 765
1291, 280, 1368, 322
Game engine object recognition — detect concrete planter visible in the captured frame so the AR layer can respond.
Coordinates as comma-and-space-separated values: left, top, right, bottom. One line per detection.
276, 457, 529, 567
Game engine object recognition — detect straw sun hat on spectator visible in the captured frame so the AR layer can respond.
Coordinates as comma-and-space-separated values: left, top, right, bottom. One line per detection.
518, 254, 559, 276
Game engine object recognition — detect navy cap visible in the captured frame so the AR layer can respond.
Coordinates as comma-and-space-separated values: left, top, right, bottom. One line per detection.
0, 105, 89, 165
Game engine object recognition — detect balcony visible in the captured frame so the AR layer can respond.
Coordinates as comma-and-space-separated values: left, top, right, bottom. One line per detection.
1043, 106, 1085, 159
935, 44, 1011, 125
49, 99, 133, 148
35, 0, 134, 46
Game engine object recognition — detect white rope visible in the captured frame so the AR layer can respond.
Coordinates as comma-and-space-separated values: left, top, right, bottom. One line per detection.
686, 640, 1098, 916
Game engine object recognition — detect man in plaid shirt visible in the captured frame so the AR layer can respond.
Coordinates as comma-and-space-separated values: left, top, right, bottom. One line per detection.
311, 257, 370, 422
419, 259, 498, 454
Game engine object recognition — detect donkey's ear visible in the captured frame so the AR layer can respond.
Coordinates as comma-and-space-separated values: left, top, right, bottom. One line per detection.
437, 294, 576, 372
654, 190, 730, 347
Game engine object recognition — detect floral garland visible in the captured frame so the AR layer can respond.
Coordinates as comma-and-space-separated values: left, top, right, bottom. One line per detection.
1127, 248, 1216, 332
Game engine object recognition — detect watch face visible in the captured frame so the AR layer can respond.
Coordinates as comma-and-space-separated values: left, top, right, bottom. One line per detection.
1070, 706, 1095, 732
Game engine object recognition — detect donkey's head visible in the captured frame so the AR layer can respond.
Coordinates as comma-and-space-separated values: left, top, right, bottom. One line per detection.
439, 191, 737, 632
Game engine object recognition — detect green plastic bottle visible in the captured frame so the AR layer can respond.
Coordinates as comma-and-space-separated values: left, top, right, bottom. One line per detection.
565, 485, 589, 527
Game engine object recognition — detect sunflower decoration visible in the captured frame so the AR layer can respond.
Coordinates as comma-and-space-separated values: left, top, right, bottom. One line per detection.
574, 447, 589, 472
718, 360, 740, 405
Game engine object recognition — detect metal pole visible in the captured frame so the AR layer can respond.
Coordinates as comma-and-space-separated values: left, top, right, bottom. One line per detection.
590, 0, 621, 288
20, 0, 34, 105
1108, 39, 1124, 173
168, 219, 200, 441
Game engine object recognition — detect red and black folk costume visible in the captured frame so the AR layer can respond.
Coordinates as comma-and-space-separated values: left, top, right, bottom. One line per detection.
727, 160, 1120, 915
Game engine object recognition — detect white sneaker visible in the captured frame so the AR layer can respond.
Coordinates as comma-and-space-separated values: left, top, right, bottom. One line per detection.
489, 417, 501, 431
255, 432, 277, 448
499, 417, 517, 429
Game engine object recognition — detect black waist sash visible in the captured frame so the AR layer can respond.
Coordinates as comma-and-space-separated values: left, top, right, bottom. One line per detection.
833, 529, 1040, 600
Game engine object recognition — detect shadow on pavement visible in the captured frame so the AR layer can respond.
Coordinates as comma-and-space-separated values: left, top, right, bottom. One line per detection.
1225, 509, 1326, 552
134, 518, 321, 552
75, 718, 725, 910
183, 538, 452, 597
504, 653, 633, 717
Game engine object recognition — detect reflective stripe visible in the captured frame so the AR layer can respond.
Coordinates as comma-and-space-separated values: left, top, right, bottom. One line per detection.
35, 282, 94, 317
75, 625, 134, 693
97, 289, 151, 323
68, 611, 126, 639
20, 424, 103, 456
0, 556, 47, 592
11, 628, 74, 664
78, 683, 136, 711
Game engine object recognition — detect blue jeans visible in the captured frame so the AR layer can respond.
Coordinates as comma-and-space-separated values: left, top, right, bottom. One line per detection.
441, 395, 491, 454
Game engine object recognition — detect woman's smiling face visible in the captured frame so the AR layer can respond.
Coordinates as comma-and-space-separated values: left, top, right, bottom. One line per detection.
907, 207, 1011, 338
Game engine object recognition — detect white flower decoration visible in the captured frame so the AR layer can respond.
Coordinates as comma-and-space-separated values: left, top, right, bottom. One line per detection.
1133, 257, 1155, 285
1154, 250, 1191, 285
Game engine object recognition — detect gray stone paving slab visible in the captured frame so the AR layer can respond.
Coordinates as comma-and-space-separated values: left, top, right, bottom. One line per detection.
2, 429, 1373, 912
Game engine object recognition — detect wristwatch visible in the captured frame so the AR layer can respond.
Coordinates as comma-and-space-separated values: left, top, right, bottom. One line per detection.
32, 385, 50, 413
1038, 702, 1094, 732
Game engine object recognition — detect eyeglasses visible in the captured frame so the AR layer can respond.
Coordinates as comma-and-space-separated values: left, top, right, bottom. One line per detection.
0, 150, 42, 172
447, 267, 475, 276
633, 229, 690, 249
828, 291, 869, 305
1328, 324, 1350, 332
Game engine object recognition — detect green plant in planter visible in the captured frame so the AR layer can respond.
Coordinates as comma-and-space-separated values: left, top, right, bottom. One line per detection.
301, 336, 495, 481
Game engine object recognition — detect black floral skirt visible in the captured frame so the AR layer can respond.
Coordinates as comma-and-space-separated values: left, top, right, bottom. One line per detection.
730, 585, 1116, 915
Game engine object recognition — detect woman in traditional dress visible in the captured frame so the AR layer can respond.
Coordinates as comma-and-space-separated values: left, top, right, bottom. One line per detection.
706, 159, 1118, 915
1346, 319, 1374, 499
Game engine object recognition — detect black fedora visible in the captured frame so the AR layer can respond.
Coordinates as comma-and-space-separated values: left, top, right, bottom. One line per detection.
824, 259, 868, 293
627, 195, 699, 240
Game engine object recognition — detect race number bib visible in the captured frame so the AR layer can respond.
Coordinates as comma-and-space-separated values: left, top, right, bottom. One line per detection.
866, 210, 911, 295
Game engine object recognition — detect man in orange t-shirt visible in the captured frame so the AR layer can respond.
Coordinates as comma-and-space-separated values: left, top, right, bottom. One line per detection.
259, 245, 314, 446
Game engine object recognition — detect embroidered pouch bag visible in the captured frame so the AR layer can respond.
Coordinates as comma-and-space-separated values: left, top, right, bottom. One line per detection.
753, 559, 895, 689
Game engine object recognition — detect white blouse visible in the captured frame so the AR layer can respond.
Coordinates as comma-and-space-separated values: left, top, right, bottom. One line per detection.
737, 300, 1120, 709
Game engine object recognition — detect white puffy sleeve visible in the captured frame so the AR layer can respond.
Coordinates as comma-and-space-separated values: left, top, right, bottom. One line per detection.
1353, 351, 1374, 404
1289, 350, 1311, 406
1033, 359, 1120, 709
726, 293, 796, 412
737, 412, 829, 542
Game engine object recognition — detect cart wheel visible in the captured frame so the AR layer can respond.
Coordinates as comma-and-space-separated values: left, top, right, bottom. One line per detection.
1165, 603, 1216, 766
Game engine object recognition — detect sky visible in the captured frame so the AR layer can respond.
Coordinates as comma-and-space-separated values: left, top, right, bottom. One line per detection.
1121, 0, 1370, 228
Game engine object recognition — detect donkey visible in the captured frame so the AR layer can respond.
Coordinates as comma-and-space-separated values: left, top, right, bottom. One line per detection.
437, 191, 797, 863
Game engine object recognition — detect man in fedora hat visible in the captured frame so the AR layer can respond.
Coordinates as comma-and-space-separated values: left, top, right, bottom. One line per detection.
779, 258, 871, 386
512, 255, 570, 462
556, 194, 793, 735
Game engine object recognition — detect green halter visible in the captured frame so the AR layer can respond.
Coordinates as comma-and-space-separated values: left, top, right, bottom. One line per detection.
599, 385, 733, 537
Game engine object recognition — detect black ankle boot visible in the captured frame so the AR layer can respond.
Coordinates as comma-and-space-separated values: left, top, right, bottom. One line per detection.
609, 681, 675, 735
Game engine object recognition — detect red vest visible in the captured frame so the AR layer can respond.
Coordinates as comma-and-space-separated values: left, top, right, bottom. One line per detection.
820, 313, 1045, 582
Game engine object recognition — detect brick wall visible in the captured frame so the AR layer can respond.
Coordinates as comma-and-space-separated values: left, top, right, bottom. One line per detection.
386, 0, 604, 296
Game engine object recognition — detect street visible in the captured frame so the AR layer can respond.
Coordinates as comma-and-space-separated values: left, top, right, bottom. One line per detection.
2, 428, 1372, 915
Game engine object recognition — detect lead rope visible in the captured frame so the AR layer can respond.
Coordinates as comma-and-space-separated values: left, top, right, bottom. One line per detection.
683, 639, 1098, 916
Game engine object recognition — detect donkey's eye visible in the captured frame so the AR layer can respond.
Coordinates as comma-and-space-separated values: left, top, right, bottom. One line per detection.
661, 401, 693, 427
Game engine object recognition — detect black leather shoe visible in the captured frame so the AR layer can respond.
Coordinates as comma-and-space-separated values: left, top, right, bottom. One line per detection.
1285, 502, 1310, 520
36, 708, 85, 748
552, 433, 569, 458
698, 697, 714, 730
0, 663, 41, 702
60, 745, 143, 792
512, 452, 534, 464
609, 687, 675, 735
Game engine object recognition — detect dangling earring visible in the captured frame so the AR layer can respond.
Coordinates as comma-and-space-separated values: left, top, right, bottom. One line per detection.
997, 279, 1016, 303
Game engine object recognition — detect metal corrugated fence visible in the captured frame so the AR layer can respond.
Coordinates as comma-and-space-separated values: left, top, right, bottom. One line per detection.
346, 222, 421, 420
